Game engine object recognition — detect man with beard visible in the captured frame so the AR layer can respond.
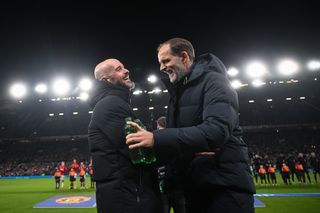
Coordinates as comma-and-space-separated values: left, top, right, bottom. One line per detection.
88, 58, 161, 213
126, 38, 255, 213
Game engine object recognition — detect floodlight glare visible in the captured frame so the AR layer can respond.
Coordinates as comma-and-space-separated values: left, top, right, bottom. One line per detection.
307, 60, 320, 71
53, 79, 70, 96
278, 59, 299, 75
153, 88, 162, 94
10, 83, 27, 98
147, 75, 157, 83
227, 67, 239, 77
252, 79, 266, 87
79, 78, 92, 91
79, 92, 89, 101
230, 80, 242, 89
246, 61, 267, 78
35, 83, 47, 94
133, 90, 143, 95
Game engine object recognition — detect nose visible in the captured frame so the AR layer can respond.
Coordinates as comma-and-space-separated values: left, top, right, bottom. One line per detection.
160, 64, 166, 72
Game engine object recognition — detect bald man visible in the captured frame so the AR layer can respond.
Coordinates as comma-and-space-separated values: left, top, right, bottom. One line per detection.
88, 58, 161, 213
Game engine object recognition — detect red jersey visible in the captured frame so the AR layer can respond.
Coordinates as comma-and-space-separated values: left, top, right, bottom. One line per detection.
70, 163, 79, 173
58, 165, 67, 175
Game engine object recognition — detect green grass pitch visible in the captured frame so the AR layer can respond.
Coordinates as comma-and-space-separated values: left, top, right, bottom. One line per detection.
0, 175, 320, 213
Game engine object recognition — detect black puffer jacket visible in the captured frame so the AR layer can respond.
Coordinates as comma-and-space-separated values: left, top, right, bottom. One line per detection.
88, 80, 161, 213
153, 53, 256, 194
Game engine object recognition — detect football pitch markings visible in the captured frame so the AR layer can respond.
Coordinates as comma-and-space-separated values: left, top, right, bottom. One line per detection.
33, 193, 320, 209
33, 194, 96, 208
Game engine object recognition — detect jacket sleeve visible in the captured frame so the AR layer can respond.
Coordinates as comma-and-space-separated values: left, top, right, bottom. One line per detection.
153, 72, 239, 156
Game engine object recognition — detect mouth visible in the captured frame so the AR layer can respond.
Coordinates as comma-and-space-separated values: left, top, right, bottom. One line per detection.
165, 69, 175, 78
123, 76, 130, 81
164, 68, 174, 75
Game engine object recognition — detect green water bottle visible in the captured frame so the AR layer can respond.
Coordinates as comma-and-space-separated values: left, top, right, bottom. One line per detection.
125, 117, 157, 164
133, 119, 157, 164
125, 117, 146, 164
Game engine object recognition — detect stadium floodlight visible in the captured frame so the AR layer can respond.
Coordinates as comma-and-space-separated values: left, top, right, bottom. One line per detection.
153, 87, 162, 94
307, 60, 320, 71
52, 78, 70, 96
35, 83, 47, 94
79, 92, 89, 101
230, 79, 242, 89
246, 61, 267, 79
133, 90, 143, 95
251, 79, 266, 87
9, 83, 27, 99
147, 75, 157, 83
278, 59, 299, 76
227, 67, 239, 77
79, 78, 92, 91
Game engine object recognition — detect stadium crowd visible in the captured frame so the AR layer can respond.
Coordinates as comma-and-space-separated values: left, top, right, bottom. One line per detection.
0, 139, 90, 177
1, 130, 319, 186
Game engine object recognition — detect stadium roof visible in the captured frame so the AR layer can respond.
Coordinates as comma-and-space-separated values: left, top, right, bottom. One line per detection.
0, 2, 320, 100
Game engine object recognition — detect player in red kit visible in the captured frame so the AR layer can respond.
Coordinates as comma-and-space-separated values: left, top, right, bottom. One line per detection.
58, 161, 67, 188
70, 159, 79, 174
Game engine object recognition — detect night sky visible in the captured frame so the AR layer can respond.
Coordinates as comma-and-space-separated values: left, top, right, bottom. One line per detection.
0, 2, 319, 99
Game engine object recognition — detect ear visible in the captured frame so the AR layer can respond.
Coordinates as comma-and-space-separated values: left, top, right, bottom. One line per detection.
100, 77, 109, 82
181, 51, 189, 63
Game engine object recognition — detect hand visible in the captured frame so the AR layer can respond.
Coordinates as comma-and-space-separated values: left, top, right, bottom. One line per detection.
125, 121, 155, 149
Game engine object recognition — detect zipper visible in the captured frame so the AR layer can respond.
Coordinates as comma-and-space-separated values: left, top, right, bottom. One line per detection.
136, 167, 142, 202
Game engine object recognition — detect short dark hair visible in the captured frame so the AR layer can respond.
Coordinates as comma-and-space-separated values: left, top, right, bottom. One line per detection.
157, 38, 195, 61
156, 116, 167, 128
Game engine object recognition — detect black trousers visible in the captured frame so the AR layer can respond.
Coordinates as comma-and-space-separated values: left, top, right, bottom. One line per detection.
96, 179, 161, 213
162, 190, 186, 213
185, 188, 254, 213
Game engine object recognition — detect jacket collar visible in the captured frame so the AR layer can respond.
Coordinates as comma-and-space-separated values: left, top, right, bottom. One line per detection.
88, 80, 131, 108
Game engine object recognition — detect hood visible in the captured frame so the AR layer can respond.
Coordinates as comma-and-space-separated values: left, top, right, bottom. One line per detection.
188, 53, 227, 82
88, 80, 131, 109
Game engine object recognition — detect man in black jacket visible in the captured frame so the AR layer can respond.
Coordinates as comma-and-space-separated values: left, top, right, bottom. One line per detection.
126, 38, 256, 213
88, 58, 161, 213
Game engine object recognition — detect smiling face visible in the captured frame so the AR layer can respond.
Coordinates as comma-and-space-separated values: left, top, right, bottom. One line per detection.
157, 44, 190, 84
95, 58, 135, 89
107, 59, 134, 89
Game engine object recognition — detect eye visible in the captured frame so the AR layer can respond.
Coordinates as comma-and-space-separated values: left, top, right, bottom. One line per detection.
115, 66, 122, 72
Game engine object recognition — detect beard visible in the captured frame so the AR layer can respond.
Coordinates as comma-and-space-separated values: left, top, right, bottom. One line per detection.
116, 79, 135, 90
109, 75, 135, 90
169, 67, 188, 84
